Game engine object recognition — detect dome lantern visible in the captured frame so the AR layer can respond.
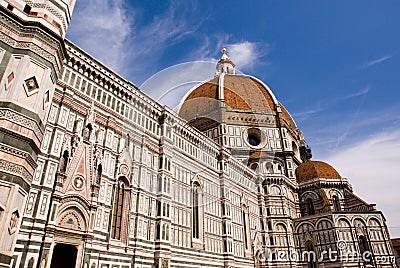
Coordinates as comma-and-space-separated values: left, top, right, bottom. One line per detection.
216, 46, 235, 75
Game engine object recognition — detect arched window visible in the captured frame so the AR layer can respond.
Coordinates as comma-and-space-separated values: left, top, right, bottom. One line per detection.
277, 164, 284, 174
156, 222, 160, 240
292, 141, 299, 157
27, 257, 34, 268
83, 124, 92, 141
305, 241, 317, 268
359, 235, 373, 264
332, 195, 341, 211
250, 163, 258, 171
192, 184, 200, 239
96, 164, 102, 184
275, 224, 288, 246
265, 162, 273, 173
111, 178, 129, 240
60, 150, 69, 172
9, 210, 20, 234
305, 198, 315, 216
73, 119, 80, 133
162, 224, 166, 240
242, 205, 250, 250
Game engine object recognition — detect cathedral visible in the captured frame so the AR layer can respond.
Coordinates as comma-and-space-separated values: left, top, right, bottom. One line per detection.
0, 1, 397, 268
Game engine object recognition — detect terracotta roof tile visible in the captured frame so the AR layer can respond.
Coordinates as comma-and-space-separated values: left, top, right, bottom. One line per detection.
319, 189, 331, 206
295, 160, 341, 183
179, 75, 277, 123
391, 238, 400, 247
249, 151, 271, 159
280, 103, 297, 130
179, 77, 219, 121
223, 75, 275, 111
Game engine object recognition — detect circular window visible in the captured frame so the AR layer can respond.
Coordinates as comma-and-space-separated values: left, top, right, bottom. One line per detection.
73, 177, 84, 190
246, 128, 264, 147
248, 135, 260, 146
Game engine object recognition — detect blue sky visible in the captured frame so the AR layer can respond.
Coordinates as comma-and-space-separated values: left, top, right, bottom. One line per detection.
67, 1, 400, 236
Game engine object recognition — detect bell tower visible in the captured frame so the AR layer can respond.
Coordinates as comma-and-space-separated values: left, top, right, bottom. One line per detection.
0, 0, 76, 266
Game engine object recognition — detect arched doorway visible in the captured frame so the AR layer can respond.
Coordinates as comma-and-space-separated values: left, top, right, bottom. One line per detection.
50, 243, 78, 268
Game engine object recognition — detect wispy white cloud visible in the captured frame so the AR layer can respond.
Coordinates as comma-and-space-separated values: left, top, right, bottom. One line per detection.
131, 2, 202, 58
67, 0, 270, 87
325, 129, 400, 236
292, 109, 323, 121
141, 39, 270, 110
140, 61, 216, 110
341, 87, 370, 100
292, 87, 370, 123
191, 35, 230, 62
365, 55, 392, 68
191, 36, 269, 70
67, 1, 204, 82
139, 35, 270, 109
334, 90, 367, 149
306, 104, 400, 162
67, 0, 132, 73
227, 41, 268, 70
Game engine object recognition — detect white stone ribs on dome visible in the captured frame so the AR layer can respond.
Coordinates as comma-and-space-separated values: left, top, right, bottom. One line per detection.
177, 73, 282, 114
244, 74, 280, 105
279, 102, 298, 129
218, 73, 225, 100
176, 75, 217, 114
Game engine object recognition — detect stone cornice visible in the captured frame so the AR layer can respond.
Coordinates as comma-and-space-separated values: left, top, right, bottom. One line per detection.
0, 158, 32, 184
0, 105, 44, 136
0, 142, 37, 168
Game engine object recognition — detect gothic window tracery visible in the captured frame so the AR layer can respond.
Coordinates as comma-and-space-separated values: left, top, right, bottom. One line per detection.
96, 164, 102, 184
332, 195, 341, 211
242, 205, 250, 250
83, 124, 92, 141
275, 223, 288, 246
192, 183, 200, 239
60, 150, 69, 172
27, 257, 34, 268
305, 198, 315, 216
111, 177, 129, 240
305, 241, 317, 268
359, 235, 373, 264
265, 162, 273, 173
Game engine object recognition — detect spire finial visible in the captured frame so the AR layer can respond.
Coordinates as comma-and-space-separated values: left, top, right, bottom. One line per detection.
221, 46, 227, 55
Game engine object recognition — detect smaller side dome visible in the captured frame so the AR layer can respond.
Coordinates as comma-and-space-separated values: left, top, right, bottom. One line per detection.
295, 160, 341, 183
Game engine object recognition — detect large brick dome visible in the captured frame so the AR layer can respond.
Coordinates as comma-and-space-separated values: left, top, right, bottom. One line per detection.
295, 160, 341, 183
177, 74, 297, 131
